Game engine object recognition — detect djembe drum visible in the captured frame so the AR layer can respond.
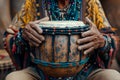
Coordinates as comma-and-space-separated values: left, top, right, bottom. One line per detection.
31, 21, 90, 77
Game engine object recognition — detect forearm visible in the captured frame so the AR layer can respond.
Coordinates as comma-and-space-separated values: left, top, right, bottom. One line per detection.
97, 28, 119, 68
0, 0, 11, 28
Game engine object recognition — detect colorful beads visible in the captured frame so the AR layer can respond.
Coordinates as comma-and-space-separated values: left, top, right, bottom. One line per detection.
36, 3, 40, 7
45, 0, 82, 20
41, 26, 89, 35
37, 12, 40, 16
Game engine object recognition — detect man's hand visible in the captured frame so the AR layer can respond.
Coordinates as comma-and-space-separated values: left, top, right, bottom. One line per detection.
77, 17, 105, 55
22, 21, 45, 47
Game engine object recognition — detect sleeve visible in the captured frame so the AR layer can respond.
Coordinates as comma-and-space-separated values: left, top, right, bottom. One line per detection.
86, 0, 119, 68
4, 0, 37, 70
86, 0, 111, 29
4, 28, 31, 70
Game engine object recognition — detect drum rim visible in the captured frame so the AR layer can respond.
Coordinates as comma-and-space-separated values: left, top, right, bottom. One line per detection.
32, 57, 89, 68
41, 25, 89, 35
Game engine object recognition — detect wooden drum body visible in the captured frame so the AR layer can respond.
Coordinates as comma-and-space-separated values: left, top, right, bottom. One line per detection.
31, 21, 89, 77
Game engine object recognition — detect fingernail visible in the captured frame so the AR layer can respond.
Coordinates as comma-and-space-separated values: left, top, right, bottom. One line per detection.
84, 51, 87, 55
77, 40, 80, 44
40, 29, 43, 33
81, 33, 85, 37
78, 47, 82, 50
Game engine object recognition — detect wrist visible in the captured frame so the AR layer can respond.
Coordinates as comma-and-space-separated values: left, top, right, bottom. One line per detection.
97, 35, 111, 64
99, 35, 111, 52
100, 36, 108, 50
99, 35, 106, 48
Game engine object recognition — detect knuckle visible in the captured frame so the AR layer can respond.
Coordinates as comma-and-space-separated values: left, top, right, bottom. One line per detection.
24, 25, 29, 30
78, 46, 81, 50
29, 35, 33, 39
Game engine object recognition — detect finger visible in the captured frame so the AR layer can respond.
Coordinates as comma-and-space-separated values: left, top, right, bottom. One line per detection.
9, 25, 18, 32
85, 17, 95, 27
25, 31, 42, 44
77, 35, 97, 44
27, 24, 45, 41
9, 25, 16, 29
84, 47, 94, 55
78, 42, 94, 51
82, 30, 94, 37
39, 17, 49, 21
22, 34, 37, 46
22, 33, 28, 41
33, 20, 41, 24
29, 22, 43, 34
6, 28, 15, 34
94, 39, 105, 49
29, 39, 40, 47
33, 17, 49, 24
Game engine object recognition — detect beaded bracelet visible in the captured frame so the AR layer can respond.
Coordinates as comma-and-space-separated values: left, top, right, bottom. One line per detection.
100, 36, 109, 51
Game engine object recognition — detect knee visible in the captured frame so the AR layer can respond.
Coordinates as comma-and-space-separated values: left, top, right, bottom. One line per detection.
5, 70, 34, 80
95, 69, 120, 80
6, 71, 20, 80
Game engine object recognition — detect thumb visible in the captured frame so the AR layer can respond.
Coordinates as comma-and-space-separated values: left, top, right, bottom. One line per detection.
85, 17, 95, 28
33, 17, 49, 24
33, 20, 41, 24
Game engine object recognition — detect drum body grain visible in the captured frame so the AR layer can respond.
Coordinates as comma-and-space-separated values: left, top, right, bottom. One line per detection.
32, 21, 89, 77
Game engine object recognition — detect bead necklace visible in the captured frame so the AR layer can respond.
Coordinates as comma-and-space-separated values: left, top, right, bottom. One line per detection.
41, 0, 82, 21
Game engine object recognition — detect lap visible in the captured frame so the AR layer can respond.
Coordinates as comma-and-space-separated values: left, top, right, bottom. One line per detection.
6, 67, 41, 80
6, 67, 120, 80
87, 69, 120, 80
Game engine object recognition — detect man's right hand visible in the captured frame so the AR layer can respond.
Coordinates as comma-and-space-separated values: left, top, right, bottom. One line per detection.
22, 21, 45, 47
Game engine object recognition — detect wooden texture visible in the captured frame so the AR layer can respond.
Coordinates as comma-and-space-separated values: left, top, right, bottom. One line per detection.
34, 21, 88, 77
37, 34, 86, 77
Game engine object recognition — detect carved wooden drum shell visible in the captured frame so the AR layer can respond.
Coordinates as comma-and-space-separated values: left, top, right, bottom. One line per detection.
31, 21, 89, 77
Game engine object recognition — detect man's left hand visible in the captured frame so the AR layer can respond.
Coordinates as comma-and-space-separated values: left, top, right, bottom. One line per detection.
77, 17, 105, 55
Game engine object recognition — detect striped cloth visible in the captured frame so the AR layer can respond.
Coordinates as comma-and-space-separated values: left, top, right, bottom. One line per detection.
0, 50, 15, 80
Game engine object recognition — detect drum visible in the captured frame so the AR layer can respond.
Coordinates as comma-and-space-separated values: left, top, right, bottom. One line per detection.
0, 50, 15, 80
31, 21, 89, 77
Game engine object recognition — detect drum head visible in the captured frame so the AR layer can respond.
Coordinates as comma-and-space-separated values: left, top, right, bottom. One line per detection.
39, 21, 86, 28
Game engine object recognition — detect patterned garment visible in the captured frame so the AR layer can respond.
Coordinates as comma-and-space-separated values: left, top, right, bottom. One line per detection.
4, 0, 119, 80
0, 50, 15, 80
